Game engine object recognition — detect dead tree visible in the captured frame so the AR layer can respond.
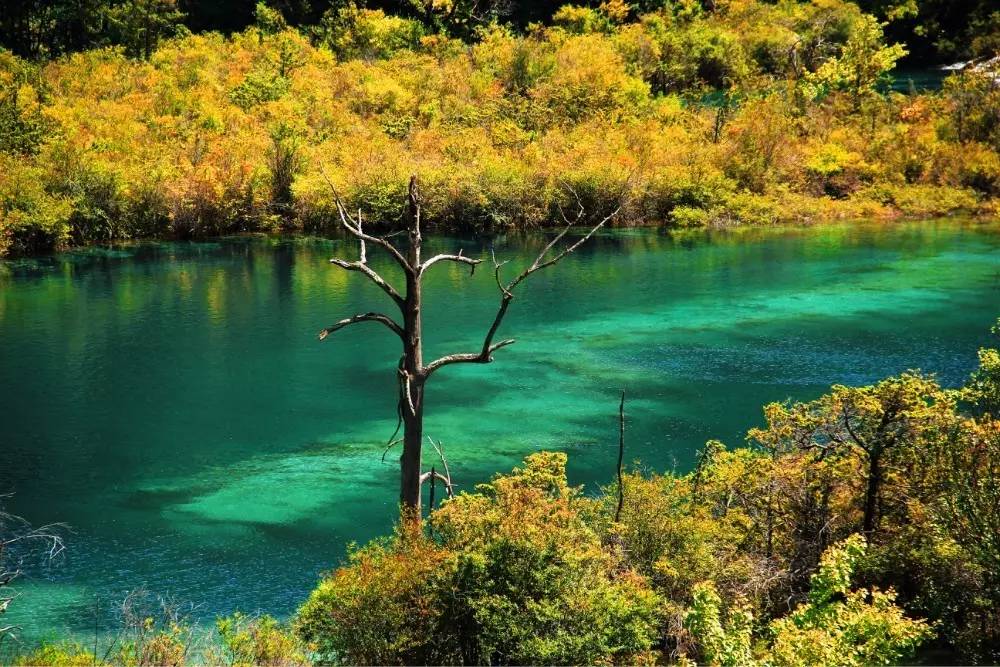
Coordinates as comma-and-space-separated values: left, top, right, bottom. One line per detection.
319, 176, 620, 520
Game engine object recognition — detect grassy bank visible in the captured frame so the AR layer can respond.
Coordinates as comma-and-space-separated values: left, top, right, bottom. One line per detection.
1, 0, 999, 257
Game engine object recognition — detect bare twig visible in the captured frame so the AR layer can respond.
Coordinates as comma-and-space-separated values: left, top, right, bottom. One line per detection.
420, 248, 482, 275
318, 312, 405, 341
320, 168, 412, 274
428, 437, 455, 499
381, 438, 403, 463
328, 257, 404, 306
419, 470, 453, 487
428, 465, 436, 517
423, 190, 621, 377
1, 499, 67, 644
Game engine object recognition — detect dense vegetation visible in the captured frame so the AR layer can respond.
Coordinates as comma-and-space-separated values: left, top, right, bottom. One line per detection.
2, 0, 1000, 256
2, 0, 998, 63
10, 320, 1000, 664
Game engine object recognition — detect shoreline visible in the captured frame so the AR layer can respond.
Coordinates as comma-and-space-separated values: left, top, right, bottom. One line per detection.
4, 203, 997, 261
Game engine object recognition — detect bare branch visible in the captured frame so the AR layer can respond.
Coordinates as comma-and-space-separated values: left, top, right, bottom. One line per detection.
423, 190, 621, 378
1, 502, 67, 644
357, 209, 366, 264
490, 246, 512, 295
381, 438, 402, 463
320, 168, 413, 273
334, 200, 412, 272
408, 176, 422, 266
329, 258, 404, 306
318, 312, 404, 341
422, 337, 516, 376
507, 204, 620, 292
401, 370, 417, 416
418, 471, 454, 497
420, 248, 482, 275
428, 437, 455, 498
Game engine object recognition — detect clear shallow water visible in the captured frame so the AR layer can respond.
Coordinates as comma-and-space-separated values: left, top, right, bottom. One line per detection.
1, 220, 998, 642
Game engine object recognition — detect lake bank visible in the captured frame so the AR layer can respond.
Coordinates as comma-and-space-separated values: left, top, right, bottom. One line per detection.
4, 6, 999, 258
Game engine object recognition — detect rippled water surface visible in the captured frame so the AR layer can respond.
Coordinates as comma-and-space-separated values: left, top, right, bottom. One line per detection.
1, 220, 998, 641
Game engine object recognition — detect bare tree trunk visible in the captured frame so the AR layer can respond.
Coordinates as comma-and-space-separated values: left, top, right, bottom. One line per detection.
319, 175, 624, 526
399, 184, 424, 518
401, 401, 423, 515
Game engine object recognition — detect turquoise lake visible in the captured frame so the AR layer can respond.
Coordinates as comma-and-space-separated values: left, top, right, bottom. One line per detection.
1, 219, 998, 642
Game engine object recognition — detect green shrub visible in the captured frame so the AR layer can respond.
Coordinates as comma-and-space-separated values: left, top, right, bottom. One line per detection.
295, 535, 460, 665
670, 204, 710, 227
12, 644, 96, 666
682, 537, 932, 666
552, 5, 612, 35
0, 157, 72, 254
942, 69, 1000, 151
214, 613, 307, 666
767, 536, 932, 666
861, 183, 979, 216
313, 7, 425, 61
964, 319, 1000, 416
230, 69, 290, 111
0, 51, 53, 156
296, 452, 662, 665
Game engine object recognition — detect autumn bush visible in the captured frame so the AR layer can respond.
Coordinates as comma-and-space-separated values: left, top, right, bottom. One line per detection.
0, 0, 997, 256
295, 452, 662, 665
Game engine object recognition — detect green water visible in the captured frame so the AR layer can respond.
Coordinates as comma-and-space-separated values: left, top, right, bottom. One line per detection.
1, 220, 998, 642
888, 67, 949, 92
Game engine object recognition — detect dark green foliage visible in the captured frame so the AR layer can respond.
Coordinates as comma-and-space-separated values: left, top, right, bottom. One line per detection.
0, 53, 51, 156
0, 0, 182, 59
860, 0, 1000, 62
943, 68, 1000, 151
311, 5, 425, 60
295, 453, 662, 665
1, 0, 997, 67
267, 122, 304, 216
106, 0, 185, 60
0, 91, 49, 156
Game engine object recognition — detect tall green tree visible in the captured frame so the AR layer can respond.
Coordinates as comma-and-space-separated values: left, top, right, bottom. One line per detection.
106, 0, 185, 59
0, 0, 110, 58
804, 14, 906, 110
